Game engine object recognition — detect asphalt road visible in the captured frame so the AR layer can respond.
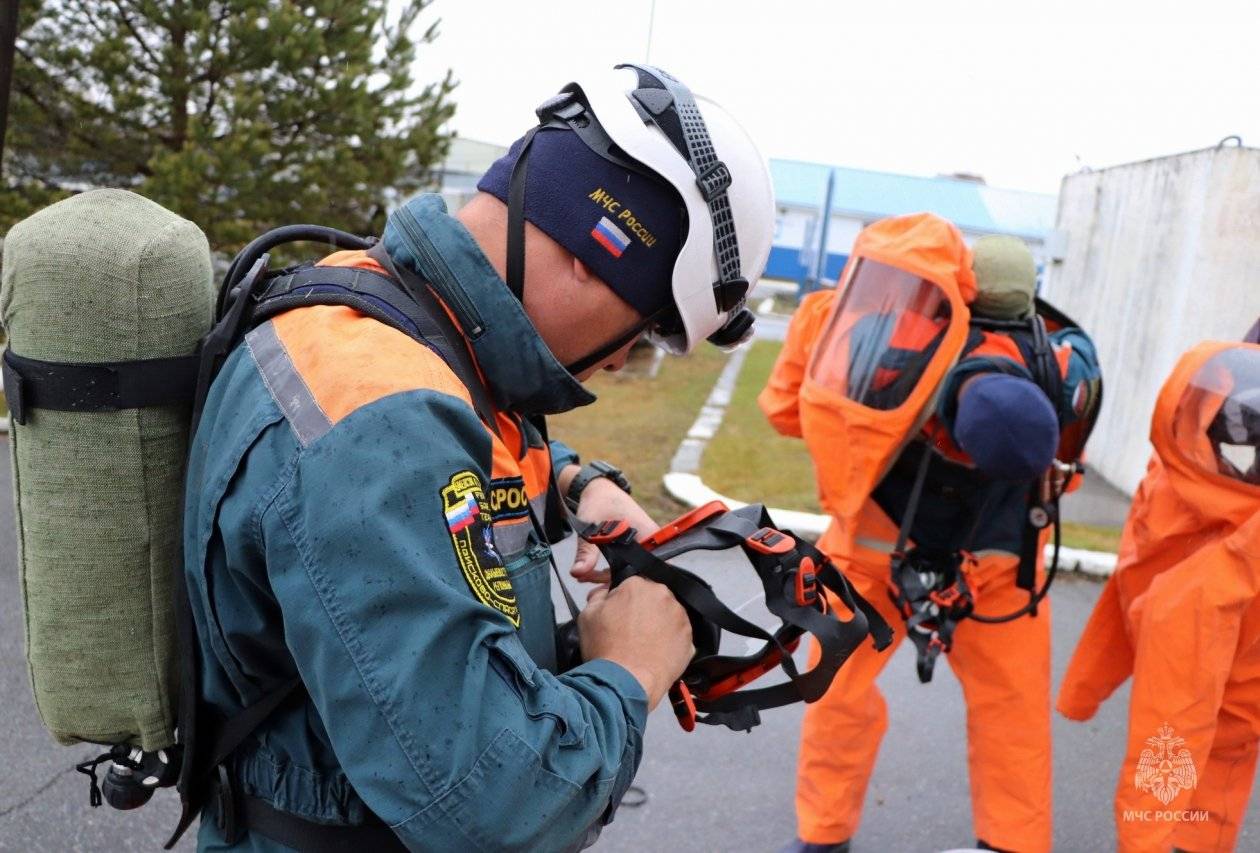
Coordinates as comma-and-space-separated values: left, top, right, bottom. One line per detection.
2, 440, 1257, 851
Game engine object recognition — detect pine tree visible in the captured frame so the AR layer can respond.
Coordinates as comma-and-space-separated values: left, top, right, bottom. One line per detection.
2, 0, 456, 251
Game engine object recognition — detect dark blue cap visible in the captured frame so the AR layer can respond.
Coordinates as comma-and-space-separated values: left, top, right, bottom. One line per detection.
953, 373, 1059, 481
477, 128, 685, 319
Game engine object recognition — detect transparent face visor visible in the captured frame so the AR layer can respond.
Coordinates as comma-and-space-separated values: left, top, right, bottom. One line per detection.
807, 258, 953, 411
1174, 347, 1260, 486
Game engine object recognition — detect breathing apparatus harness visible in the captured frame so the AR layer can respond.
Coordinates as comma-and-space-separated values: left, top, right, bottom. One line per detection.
574, 501, 892, 732
504, 63, 756, 377
890, 304, 1094, 683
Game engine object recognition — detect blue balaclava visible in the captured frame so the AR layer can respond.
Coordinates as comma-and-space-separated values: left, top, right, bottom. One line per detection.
953, 373, 1059, 481
477, 128, 685, 320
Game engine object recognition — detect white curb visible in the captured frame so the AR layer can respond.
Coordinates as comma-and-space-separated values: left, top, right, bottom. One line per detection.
664, 472, 1118, 577
663, 472, 829, 536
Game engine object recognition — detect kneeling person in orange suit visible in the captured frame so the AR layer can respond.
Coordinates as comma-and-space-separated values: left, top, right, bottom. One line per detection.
1059, 340, 1260, 853
762, 222, 1101, 853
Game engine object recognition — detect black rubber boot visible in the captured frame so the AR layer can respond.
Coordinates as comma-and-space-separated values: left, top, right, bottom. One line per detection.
779, 840, 851, 853
976, 840, 1013, 852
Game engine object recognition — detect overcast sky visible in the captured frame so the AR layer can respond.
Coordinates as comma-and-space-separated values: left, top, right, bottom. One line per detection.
409, 0, 1259, 195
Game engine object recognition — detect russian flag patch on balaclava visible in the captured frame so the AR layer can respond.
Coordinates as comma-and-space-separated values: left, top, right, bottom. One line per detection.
591, 216, 632, 258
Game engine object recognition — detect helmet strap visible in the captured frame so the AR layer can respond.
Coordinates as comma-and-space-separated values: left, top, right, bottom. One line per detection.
617, 63, 749, 320
564, 317, 650, 377
505, 125, 543, 302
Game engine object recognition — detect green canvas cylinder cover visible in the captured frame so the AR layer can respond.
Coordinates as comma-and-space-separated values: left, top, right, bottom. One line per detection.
1, 189, 213, 750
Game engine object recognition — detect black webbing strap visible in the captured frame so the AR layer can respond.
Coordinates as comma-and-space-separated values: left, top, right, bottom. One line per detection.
167, 542, 203, 848
617, 63, 747, 313
605, 541, 786, 646
203, 678, 303, 780
505, 126, 544, 302
3, 348, 199, 425
702, 512, 893, 700
365, 245, 502, 440
891, 436, 935, 560
1017, 483, 1045, 595
167, 675, 303, 848
221, 794, 406, 852
887, 438, 953, 683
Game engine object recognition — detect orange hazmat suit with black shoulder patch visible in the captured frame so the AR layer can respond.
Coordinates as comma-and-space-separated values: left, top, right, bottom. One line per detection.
1058, 341, 1260, 853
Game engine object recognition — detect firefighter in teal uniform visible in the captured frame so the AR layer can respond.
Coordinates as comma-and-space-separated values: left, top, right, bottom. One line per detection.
183, 64, 776, 850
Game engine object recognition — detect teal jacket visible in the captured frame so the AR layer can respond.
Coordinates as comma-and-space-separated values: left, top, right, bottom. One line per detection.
184, 195, 648, 851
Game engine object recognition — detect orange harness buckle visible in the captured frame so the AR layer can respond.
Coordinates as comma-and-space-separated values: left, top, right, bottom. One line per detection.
669, 681, 697, 732
793, 556, 818, 606
585, 518, 633, 545
746, 527, 794, 555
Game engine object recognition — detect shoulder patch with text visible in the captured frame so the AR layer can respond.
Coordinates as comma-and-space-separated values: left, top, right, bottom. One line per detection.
488, 476, 530, 521
441, 470, 520, 627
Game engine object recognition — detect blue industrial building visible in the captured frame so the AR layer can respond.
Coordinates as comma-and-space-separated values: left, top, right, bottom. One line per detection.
766, 158, 1059, 283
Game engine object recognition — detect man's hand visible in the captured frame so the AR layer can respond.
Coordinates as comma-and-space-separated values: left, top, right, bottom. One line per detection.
578, 576, 693, 710
561, 466, 659, 583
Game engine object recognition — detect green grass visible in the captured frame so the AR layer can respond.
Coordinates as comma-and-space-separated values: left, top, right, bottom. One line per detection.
1059, 522, 1123, 554
702, 340, 820, 512
549, 346, 727, 521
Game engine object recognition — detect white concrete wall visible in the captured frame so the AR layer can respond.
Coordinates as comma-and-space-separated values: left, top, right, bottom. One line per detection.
1041, 146, 1260, 495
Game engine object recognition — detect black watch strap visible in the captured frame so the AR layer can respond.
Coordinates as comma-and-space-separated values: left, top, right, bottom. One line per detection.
566, 460, 631, 510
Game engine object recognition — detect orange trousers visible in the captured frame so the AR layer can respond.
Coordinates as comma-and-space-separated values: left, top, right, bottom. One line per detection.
796, 557, 1053, 853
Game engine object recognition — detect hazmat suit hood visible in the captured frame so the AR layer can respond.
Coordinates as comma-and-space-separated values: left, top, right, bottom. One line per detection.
796, 212, 976, 553
1151, 341, 1260, 529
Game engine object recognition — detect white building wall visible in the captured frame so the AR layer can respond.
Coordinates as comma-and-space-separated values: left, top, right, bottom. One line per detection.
774, 207, 864, 254
1041, 146, 1260, 494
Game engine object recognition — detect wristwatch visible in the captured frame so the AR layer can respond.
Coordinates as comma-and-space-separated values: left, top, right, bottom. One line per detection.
565, 460, 632, 511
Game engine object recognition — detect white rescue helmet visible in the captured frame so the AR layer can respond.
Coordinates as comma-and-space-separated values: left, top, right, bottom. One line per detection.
515, 64, 775, 355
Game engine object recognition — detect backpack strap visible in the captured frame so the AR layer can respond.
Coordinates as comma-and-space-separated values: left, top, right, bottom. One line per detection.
364, 244, 502, 439
966, 314, 1063, 407
2, 349, 199, 425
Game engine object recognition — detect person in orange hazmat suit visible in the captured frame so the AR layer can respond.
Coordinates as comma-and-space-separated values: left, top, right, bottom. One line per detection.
763, 221, 1102, 853
1058, 340, 1260, 853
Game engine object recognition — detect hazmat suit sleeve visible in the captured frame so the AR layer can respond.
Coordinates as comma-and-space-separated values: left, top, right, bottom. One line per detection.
1056, 576, 1133, 720
259, 390, 647, 850
759, 289, 837, 437
1056, 459, 1162, 719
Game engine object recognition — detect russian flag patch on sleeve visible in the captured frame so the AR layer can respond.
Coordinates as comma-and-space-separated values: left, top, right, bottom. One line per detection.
591, 216, 632, 258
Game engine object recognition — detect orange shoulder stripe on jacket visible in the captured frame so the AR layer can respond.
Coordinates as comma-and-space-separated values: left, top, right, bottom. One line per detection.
270, 305, 472, 426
